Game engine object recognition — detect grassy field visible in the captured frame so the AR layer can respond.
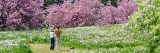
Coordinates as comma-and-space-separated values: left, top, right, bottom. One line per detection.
0, 24, 156, 53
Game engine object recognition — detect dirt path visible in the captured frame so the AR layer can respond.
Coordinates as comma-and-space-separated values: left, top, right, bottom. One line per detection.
30, 44, 83, 53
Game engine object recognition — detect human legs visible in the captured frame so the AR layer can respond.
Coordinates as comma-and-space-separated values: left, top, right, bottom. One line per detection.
50, 37, 55, 50
56, 38, 60, 50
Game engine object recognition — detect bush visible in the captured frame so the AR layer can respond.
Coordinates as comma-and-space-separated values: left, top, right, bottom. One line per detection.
127, 0, 160, 52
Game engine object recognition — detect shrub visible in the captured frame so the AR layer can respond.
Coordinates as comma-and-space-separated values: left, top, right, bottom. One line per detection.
127, 0, 160, 52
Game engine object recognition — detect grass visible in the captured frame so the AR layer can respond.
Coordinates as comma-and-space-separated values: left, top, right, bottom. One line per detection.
0, 25, 153, 53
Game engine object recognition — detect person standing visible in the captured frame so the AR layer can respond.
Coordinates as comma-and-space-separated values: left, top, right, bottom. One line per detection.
49, 28, 55, 50
54, 26, 62, 50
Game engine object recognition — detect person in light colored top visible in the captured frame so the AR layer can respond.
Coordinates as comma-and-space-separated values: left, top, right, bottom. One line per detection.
49, 28, 55, 50
54, 26, 62, 50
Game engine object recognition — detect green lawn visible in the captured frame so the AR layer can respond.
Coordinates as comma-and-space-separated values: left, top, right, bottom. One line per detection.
0, 25, 152, 53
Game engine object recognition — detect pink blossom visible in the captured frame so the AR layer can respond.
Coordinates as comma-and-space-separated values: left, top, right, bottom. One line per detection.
45, 0, 137, 27
0, 0, 44, 30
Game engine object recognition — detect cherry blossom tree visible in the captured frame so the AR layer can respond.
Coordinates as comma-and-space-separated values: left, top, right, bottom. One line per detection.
0, 0, 44, 30
45, 0, 137, 27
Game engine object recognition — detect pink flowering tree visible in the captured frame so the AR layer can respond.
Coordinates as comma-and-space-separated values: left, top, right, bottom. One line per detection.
45, 0, 138, 27
0, 0, 44, 30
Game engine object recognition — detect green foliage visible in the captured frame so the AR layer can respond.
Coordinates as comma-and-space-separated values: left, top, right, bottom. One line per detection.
101, 0, 118, 7
0, 41, 32, 53
128, 0, 160, 52
44, 0, 63, 7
